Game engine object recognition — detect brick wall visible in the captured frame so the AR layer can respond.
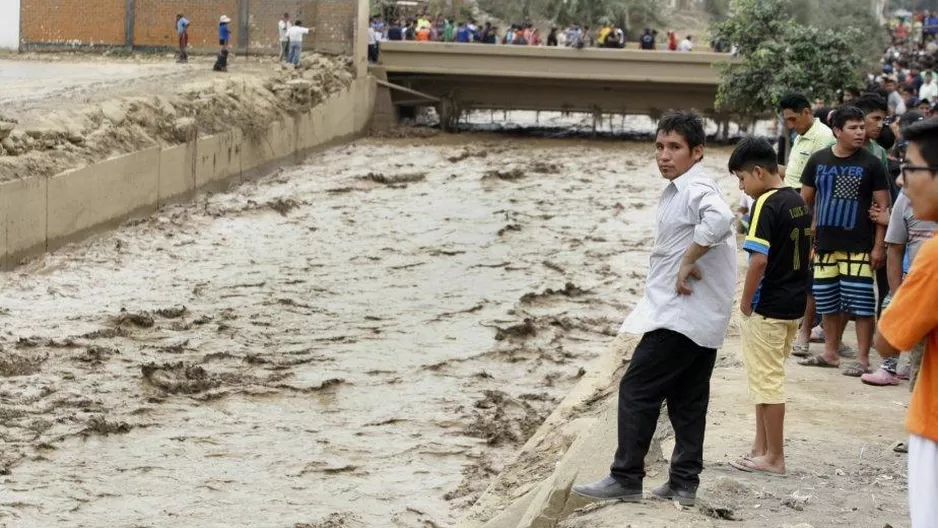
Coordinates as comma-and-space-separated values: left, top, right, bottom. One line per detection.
134, 0, 239, 50
309, 0, 355, 55
21, 0, 126, 46
19, 0, 358, 54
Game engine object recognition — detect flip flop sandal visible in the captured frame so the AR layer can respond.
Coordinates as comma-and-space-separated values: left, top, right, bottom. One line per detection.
729, 458, 785, 476
792, 342, 811, 358
838, 344, 857, 359
892, 441, 909, 454
842, 362, 872, 377
798, 354, 839, 368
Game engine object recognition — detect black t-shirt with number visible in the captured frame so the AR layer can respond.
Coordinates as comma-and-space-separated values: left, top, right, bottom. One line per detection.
800, 147, 889, 253
742, 187, 813, 319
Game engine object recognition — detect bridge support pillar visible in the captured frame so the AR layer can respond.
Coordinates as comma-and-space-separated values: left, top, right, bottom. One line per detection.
369, 69, 398, 133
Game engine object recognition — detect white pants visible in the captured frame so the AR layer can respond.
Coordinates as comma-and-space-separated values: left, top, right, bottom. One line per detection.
910, 435, 938, 527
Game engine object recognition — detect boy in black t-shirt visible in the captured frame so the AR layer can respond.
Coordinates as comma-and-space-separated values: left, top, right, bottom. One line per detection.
799, 106, 891, 375
728, 137, 812, 475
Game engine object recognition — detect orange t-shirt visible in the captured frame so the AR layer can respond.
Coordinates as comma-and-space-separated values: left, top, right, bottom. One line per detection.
416, 28, 431, 41
879, 235, 938, 442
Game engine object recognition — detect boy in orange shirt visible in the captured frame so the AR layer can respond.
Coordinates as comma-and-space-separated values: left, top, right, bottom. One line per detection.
875, 118, 938, 527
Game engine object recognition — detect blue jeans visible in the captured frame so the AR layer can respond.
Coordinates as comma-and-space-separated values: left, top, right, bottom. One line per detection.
289, 42, 302, 65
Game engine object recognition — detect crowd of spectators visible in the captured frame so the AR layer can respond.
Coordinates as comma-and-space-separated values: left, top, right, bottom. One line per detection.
366, 14, 733, 62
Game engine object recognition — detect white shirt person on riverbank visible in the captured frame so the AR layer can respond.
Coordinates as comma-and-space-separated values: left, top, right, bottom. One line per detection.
278, 12, 292, 62
572, 112, 736, 506
286, 22, 311, 67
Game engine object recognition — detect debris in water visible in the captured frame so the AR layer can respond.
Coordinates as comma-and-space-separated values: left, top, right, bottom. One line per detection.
114, 309, 155, 328
81, 416, 133, 437
483, 168, 525, 181
360, 171, 427, 184
267, 197, 301, 216
155, 306, 187, 319
519, 282, 587, 304
141, 362, 220, 394
493, 318, 537, 341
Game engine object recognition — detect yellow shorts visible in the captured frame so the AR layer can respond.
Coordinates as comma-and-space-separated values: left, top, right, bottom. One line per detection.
740, 313, 799, 404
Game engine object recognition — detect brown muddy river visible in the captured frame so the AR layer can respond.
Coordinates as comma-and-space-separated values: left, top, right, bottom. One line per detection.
0, 134, 735, 527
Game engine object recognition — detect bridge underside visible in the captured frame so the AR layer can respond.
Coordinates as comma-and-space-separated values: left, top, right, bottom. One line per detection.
384, 73, 720, 116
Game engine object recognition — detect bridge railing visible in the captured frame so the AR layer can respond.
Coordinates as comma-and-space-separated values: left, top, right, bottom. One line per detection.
375, 41, 737, 85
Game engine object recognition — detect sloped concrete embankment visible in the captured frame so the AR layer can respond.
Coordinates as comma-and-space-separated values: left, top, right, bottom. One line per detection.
0, 77, 376, 268
456, 333, 677, 528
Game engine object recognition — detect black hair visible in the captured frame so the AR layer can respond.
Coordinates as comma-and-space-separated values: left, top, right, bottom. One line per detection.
851, 93, 888, 115
902, 118, 938, 167
872, 87, 889, 99
778, 93, 811, 113
728, 137, 780, 174
814, 107, 833, 126
844, 87, 862, 98
656, 111, 706, 151
830, 105, 867, 130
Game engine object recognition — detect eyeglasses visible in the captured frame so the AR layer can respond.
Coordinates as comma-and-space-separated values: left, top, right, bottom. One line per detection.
901, 164, 938, 177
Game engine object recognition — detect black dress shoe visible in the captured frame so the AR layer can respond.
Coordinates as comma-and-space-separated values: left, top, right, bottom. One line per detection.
650, 482, 696, 506
572, 475, 643, 501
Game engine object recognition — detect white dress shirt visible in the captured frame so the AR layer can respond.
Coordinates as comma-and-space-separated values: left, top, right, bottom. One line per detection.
920, 80, 938, 103
278, 20, 292, 42
619, 162, 737, 349
287, 25, 310, 43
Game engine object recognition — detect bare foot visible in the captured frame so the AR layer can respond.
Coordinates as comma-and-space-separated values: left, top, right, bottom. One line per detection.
729, 455, 785, 475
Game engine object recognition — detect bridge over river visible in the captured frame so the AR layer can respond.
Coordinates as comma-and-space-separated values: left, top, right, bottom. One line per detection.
369, 41, 738, 128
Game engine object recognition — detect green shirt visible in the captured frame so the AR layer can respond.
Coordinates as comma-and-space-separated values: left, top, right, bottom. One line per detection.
785, 119, 836, 189
443, 23, 454, 41
866, 140, 889, 169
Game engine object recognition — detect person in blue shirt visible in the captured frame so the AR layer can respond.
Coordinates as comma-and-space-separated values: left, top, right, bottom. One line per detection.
218, 15, 231, 48
175, 13, 190, 63
214, 15, 232, 72
455, 22, 471, 43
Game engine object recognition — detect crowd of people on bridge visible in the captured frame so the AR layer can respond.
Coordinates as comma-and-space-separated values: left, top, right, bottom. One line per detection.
366, 15, 732, 62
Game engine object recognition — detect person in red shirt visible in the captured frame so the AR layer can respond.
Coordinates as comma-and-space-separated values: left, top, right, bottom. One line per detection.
874, 118, 938, 527
668, 31, 678, 51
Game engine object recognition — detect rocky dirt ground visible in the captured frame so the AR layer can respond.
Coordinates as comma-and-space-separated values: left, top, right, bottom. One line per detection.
0, 52, 354, 181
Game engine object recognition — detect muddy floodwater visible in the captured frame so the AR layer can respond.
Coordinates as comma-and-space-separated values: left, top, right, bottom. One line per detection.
0, 134, 735, 527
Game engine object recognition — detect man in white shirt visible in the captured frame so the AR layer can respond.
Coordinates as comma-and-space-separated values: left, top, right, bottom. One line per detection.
286, 21, 310, 67
368, 20, 379, 63
278, 13, 292, 62
573, 112, 737, 506
678, 34, 694, 51
920, 71, 938, 103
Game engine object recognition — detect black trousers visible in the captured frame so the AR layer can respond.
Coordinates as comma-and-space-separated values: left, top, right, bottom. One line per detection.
610, 328, 717, 490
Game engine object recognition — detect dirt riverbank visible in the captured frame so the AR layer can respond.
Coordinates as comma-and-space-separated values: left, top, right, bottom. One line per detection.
0, 53, 354, 181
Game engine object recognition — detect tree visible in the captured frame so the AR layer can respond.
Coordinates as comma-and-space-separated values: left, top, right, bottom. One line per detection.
713, 0, 867, 117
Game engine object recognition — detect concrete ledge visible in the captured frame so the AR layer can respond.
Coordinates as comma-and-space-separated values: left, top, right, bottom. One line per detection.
47, 148, 162, 250
0, 177, 48, 268
0, 76, 377, 268
196, 129, 243, 192
158, 142, 197, 206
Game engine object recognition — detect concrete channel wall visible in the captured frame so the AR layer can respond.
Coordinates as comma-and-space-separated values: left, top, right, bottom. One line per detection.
0, 76, 376, 268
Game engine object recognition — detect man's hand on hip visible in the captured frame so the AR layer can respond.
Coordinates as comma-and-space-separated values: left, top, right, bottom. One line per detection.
677, 263, 702, 295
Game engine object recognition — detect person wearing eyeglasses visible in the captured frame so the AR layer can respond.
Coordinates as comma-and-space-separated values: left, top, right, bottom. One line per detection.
873, 118, 938, 527
797, 106, 891, 375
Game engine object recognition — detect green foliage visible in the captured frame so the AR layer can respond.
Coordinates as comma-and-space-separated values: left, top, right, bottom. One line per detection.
714, 0, 867, 116
703, 0, 731, 22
